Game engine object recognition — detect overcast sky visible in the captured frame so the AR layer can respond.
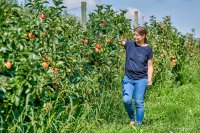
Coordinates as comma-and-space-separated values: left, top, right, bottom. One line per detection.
18, 0, 200, 38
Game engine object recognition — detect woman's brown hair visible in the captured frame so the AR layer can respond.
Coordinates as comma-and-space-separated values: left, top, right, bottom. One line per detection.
134, 26, 148, 44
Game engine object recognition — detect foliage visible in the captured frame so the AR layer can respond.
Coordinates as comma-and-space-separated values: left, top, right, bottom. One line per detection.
144, 16, 200, 87
0, 0, 199, 132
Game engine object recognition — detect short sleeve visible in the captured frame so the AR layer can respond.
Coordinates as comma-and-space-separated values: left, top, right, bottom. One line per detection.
147, 46, 153, 60
124, 40, 131, 49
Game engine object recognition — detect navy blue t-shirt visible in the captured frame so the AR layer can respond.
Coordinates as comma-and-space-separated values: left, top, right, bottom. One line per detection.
124, 40, 153, 80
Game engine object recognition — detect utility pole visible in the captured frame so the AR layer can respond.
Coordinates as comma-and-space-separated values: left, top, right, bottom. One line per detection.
134, 11, 138, 29
81, 1, 87, 30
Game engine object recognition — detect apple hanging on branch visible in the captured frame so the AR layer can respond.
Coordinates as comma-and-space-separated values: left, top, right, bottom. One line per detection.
5, 60, 12, 69
101, 21, 106, 26
84, 38, 89, 45
42, 61, 48, 69
28, 33, 35, 39
39, 13, 45, 19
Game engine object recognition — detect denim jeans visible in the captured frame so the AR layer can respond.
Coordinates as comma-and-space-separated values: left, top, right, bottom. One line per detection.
122, 75, 148, 123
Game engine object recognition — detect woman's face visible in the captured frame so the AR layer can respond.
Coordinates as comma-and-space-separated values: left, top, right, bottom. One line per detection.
134, 31, 145, 44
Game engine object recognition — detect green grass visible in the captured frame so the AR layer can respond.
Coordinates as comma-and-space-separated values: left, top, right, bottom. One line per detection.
89, 83, 200, 133
3, 82, 200, 133
2, 73, 200, 133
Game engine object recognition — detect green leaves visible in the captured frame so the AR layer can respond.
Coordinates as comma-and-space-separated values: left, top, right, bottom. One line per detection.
1, 1, 199, 132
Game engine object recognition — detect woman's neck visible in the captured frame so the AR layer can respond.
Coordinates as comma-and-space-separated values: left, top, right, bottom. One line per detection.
136, 42, 147, 47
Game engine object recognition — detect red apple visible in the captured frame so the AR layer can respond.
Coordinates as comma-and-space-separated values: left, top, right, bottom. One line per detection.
84, 39, 88, 45
94, 47, 99, 53
54, 67, 58, 74
5, 60, 12, 69
28, 33, 35, 39
52, 84, 58, 90
42, 62, 48, 69
39, 13, 45, 19
101, 21, 106, 26
95, 43, 102, 49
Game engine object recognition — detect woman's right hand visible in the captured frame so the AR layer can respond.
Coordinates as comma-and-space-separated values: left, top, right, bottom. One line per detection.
119, 40, 126, 46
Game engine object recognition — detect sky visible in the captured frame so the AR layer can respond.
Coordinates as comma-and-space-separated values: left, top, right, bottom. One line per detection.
18, 0, 200, 38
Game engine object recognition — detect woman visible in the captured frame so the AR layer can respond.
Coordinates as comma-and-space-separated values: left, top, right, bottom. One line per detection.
120, 26, 153, 127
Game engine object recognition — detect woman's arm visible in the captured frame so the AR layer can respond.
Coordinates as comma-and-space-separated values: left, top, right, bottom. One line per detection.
119, 40, 126, 46
147, 59, 153, 86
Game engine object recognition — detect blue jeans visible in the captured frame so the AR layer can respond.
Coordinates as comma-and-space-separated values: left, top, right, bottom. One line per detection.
122, 75, 148, 123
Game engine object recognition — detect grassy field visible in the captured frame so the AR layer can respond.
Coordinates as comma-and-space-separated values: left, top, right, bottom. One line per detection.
88, 83, 200, 133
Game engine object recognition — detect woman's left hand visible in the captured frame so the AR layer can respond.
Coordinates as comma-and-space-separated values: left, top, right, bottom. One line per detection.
147, 80, 152, 86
